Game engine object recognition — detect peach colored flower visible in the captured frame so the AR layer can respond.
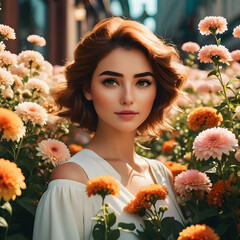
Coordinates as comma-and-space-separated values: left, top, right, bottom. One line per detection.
86, 176, 120, 198
39, 61, 53, 75
0, 108, 26, 142
0, 158, 26, 201
164, 161, 187, 179
188, 107, 223, 131
181, 41, 200, 53
27, 34, 46, 46
0, 42, 6, 52
198, 45, 232, 64
0, 24, 16, 40
26, 78, 49, 94
193, 127, 238, 161
36, 139, 71, 166
0, 67, 14, 85
231, 50, 240, 61
69, 144, 83, 154
174, 169, 212, 198
15, 102, 48, 126
177, 224, 220, 240
233, 25, 240, 38
18, 50, 44, 68
0, 51, 17, 67
198, 16, 227, 35
196, 81, 222, 93
1, 86, 14, 99
162, 139, 175, 153
9, 63, 28, 77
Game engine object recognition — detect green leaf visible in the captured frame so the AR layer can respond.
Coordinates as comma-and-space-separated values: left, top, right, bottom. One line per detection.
200, 165, 216, 173
1, 202, 12, 215
106, 212, 116, 227
217, 38, 221, 45
227, 78, 240, 86
172, 220, 184, 239
207, 69, 217, 77
0, 217, 8, 228
118, 222, 136, 231
198, 208, 219, 222
215, 222, 232, 236
136, 230, 150, 240
16, 197, 37, 216
0, 145, 8, 155
6, 234, 27, 240
161, 217, 174, 238
92, 224, 105, 240
107, 229, 120, 240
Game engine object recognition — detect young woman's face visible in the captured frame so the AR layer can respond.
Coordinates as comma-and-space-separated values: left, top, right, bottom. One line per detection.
86, 47, 157, 133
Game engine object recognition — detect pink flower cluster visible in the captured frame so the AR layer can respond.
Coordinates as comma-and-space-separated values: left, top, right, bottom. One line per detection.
233, 25, 240, 38
18, 50, 44, 68
0, 24, 16, 39
0, 51, 17, 67
193, 127, 238, 161
198, 16, 227, 35
198, 45, 232, 64
27, 34, 46, 47
181, 41, 200, 53
174, 169, 212, 198
230, 50, 240, 61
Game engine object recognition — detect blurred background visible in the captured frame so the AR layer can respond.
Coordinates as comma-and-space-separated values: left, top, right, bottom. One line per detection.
0, 0, 240, 65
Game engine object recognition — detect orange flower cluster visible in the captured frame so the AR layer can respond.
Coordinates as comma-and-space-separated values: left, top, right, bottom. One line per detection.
124, 184, 168, 215
177, 224, 219, 240
188, 107, 223, 131
86, 176, 120, 198
68, 144, 83, 154
0, 158, 26, 201
164, 161, 188, 178
207, 179, 232, 208
162, 139, 175, 153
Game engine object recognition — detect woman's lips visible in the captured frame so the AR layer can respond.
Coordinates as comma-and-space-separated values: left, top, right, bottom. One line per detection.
115, 110, 138, 120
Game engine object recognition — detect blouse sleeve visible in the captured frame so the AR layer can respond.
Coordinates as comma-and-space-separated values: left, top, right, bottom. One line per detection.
33, 179, 96, 240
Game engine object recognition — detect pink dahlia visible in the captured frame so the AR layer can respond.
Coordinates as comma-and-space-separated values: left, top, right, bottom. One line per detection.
0, 24, 16, 40
0, 42, 6, 52
0, 51, 17, 67
26, 78, 49, 94
181, 41, 200, 53
0, 67, 14, 85
198, 45, 232, 64
230, 50, 240, 61
174, 169, 212, 197
15, 102, 48, 126
198, 16, 227, 35
233, 25, 240, 38
18, 50, 44, 68
36, 139, 71, 166
27, 34, 46, 47
193, 127, 238, 161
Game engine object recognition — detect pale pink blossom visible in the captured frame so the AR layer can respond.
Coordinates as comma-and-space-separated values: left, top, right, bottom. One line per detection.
27, 34, 46, 47
46, 114, 63, 132
1, 86, 13, 99
36, 139, 71, 166
0, 67, 14, 85
0, 24, 16, 39
198, 45, 232, 64
235, 150, 240, 162
39, 60, 53, 75
233, 25, 240, 38
233, 106, 240, 121
230, 50, 240, 61
21, 89, 32, 98
181, 41, 200, 53
198, 16, 227, 35
53, 65, 65, 74
9, 63, 28, 77
18, 50, 44, 68
13, 75, 23, 88
196, 80, 222, 93
193, 127, 238, 161
174, 169, 212, 198
15, 102, 48, 126
0, 51, 17, 67
0, 42, 6, 52
26, 78, 49, 94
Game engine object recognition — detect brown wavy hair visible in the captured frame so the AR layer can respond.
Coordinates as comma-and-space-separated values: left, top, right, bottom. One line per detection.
56, 17, 186, 137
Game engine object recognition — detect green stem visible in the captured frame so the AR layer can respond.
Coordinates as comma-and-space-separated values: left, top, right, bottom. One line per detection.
14, 136, 24, 162
102, 197, 107, 240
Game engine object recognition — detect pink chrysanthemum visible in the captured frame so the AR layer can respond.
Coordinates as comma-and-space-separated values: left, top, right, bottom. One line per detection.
0, 51, 17, 67
26, 78, 49, 94
15, 102, 48, 126
9, 63, 28, 78
231, 50, 240, 61
36, 139, 71, 166
198, 16, 227, 35
198, 45, 232, 64
174, 169, 212, 198
0, 67, 14, 85
181, 41, 200, 53
0, 24, 16, 40
233, 25, 240, 38
193, 127, 238, 161
18, 50, 44, 68
0, 42, 6, 52
27, 34, 46, 47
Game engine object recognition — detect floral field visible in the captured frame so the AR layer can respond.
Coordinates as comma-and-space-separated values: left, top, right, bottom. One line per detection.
0, 16, 240, 240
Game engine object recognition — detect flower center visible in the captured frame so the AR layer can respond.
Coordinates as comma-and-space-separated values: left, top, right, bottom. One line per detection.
51, 147, 58, 152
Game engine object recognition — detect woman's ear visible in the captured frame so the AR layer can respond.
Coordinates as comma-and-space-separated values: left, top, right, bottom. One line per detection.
83, 87, 93, 101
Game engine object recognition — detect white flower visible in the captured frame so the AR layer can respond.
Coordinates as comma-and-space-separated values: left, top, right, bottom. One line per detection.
26, 78, 49, 94
1, 86, 13, 99
0, 67, 14, 86
233, 106, 240, 121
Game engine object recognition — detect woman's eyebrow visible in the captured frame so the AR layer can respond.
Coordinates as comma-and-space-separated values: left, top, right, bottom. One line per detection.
98, 71, 154, 78
134, 72, 154, 78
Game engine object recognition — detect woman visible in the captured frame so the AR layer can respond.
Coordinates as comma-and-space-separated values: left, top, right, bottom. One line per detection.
33, 17, 186, 240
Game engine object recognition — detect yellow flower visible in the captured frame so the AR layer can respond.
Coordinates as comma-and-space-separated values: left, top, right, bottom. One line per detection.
0, 158, 26, 201
164, 161, 188, 179
188, 107, 223, 131
86, 176, 120, 198
178, 224, 220, 240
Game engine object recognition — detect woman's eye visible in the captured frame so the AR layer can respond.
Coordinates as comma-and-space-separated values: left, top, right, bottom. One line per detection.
137, 80, 151, 87
103, 79, 118, 86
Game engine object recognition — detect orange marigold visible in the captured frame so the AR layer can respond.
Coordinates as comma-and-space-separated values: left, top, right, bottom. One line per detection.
207, 179, 231, 208
188, 107, 223, 131
86, 176, 120, 198
68, 144, 83, 154
177, 224, 219, 240
162, 139, 175, 153
0, 107, 25, 141
0, 158, 26, 201
164, 161, 188, 178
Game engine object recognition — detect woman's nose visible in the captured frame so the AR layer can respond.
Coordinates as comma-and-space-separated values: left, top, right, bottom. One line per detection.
120, 86, 134, 106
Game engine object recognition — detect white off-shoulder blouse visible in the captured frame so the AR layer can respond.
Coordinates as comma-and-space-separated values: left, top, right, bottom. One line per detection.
33, 149, 185, 240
